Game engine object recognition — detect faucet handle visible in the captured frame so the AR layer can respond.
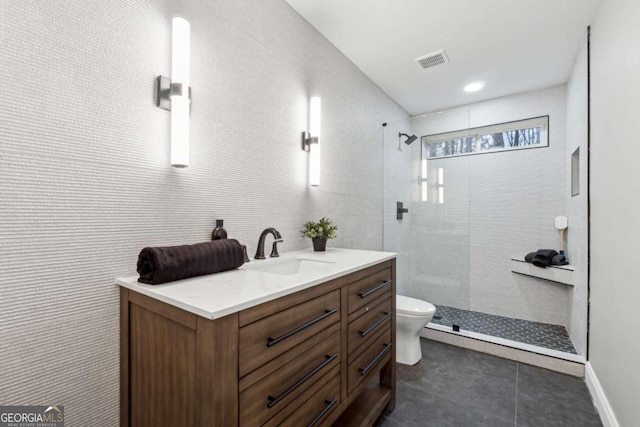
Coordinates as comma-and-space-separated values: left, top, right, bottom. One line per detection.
270, 239, 282, 258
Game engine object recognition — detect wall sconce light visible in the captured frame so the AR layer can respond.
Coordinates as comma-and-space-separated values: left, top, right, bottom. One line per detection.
156, 17, 191, 168
301, 96, 321, 186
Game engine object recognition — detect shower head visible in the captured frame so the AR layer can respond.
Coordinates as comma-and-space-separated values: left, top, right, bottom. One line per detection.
399, 133, 418, 145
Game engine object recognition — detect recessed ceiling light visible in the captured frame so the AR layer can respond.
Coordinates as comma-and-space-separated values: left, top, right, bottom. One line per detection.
464, 82, 485, 92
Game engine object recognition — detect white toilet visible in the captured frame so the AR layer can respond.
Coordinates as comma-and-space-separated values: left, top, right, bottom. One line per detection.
396, 295, 437, 365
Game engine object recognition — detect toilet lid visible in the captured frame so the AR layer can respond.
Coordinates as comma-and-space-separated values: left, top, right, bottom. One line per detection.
396, 295, 436, 316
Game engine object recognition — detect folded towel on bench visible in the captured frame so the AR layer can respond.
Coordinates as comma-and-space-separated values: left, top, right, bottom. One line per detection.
137, 239, 245, 285
525, 249, 561, 268
532, 249, 558, 267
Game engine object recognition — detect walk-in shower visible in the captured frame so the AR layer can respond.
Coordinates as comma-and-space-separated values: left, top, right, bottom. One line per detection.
383, 89, 588, 364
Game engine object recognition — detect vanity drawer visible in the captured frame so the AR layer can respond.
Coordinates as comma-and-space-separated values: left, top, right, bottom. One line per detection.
347, 296, 392, 356
240, 332, 340, 426
347, 326, 392, 394
346, 268, 392, 314
262, 373, 340, 427
239, 289, 340, 376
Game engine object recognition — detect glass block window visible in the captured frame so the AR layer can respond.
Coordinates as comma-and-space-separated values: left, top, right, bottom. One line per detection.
423, 116, 549, 159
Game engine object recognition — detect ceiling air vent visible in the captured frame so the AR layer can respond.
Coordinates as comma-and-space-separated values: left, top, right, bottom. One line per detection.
415, 49, 450, 70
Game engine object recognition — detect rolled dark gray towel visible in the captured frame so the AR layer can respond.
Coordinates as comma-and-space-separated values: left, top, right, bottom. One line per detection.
137, 239, 245, 285
532, 249, 558, 268
524, 252, 536, 263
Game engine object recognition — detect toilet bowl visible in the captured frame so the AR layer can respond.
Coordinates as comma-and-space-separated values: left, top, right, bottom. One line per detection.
396, 295, 436, 365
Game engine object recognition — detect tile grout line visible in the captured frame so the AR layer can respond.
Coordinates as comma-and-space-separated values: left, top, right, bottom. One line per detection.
515, 361, 519, 425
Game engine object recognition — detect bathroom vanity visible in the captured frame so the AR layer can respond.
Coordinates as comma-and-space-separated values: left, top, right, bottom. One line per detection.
117, 248, 396, 427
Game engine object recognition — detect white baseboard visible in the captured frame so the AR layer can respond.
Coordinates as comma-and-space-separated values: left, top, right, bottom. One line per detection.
585, 362, 619, 427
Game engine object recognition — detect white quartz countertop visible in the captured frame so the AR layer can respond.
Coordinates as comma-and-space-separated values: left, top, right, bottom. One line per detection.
116, 247, 396, 319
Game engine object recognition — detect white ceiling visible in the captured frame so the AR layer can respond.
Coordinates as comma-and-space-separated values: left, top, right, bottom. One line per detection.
284, 0, 600, 115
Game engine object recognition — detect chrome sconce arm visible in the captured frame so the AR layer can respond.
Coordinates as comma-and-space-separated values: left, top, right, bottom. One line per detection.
301, 132, 319, 151
156, 76, 192, 111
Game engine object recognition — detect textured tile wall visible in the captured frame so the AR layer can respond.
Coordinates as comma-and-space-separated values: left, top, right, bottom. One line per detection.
0, 0, 407, 424
407, 86, 573, 327
467, 86, 569, 325
565, 33, 589, 356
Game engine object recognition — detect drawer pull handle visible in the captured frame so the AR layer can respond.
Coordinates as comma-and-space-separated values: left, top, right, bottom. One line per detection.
359, 311, 392, 337
359, 343, 392, 376
358, 280, 391, 298
306, 398, 338, 427
267, 354, 338, 409
267, 309, 337, 347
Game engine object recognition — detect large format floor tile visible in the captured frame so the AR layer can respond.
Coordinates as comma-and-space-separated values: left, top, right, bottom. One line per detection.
516, 391, 603, 427
516, 363, 596, 414
377, 385, 515, 427
516, 362, 601, 426
396, 339, 517, 421
376, 338, 602, 427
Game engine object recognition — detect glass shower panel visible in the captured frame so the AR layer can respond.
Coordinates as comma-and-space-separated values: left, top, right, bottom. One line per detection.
411, 153, 471, 322
382, 107, 473, 329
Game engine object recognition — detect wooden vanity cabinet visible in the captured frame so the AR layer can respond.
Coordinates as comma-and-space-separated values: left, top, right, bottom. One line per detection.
120, 258, 396, 427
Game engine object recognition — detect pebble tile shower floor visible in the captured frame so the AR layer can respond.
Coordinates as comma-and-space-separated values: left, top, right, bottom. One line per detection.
375, 339, 601, 427
431, 304, 577, 354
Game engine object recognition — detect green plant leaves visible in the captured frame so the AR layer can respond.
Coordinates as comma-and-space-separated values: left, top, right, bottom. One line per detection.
301, 217, 338, 239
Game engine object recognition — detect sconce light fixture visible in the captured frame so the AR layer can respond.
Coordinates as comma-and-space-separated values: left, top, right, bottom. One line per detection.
156, 17, 191, 168
301, 96, 321, 186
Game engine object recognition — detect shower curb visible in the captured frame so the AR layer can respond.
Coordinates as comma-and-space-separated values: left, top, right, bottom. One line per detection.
421, 325, 585, 377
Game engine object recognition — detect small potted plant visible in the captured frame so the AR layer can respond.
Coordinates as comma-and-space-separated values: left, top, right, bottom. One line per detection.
300, 217, 338, 251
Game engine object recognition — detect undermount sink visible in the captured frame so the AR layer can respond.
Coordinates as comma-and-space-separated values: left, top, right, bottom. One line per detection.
242, 256, 335, 276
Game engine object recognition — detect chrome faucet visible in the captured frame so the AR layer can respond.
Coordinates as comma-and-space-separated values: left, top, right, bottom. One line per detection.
254, 228, 283, 259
